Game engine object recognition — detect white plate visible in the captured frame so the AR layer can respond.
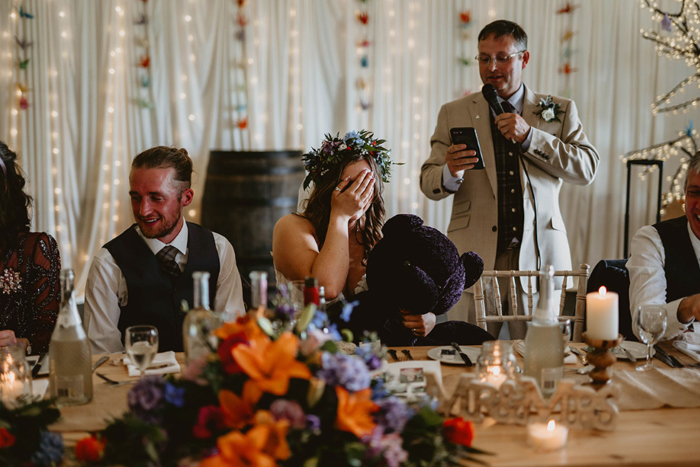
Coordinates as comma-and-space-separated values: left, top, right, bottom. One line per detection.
612, 341, 652, 360
427, 346, 481, 365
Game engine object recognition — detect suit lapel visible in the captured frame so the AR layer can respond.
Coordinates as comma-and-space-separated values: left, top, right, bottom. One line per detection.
468, 94, 497, 196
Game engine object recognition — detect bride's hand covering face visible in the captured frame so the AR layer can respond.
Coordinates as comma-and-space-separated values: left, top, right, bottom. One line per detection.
331, 165, 375, 223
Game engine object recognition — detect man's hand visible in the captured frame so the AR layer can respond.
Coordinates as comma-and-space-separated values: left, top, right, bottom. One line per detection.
0, 330, 17, 348
678, 294, 700, 324
445, 144, 480, 178
401, 310, 436, 337
495, 112, 531, 144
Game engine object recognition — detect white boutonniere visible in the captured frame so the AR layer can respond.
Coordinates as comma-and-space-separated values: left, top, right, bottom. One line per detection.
534, 96, 564, 123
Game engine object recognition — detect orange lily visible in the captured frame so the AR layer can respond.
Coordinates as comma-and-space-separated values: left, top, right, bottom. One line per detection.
233, 332, 311, 395
214, 315, 267, 349
200, 425, 276, 467
253, 411, 291, 460
219, 383, 261, 429
335, 387, 378, 438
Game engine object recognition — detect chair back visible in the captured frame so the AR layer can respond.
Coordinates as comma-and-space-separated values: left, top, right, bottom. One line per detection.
472, 264, 590, 342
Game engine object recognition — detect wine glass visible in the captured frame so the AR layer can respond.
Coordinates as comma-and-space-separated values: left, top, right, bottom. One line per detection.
635, 306, 667, 372
125, 326, 159, 378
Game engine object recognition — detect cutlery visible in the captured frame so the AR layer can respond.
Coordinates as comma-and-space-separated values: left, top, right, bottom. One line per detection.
571, 348, 588, 366
621, 346, 637, 363
91, 356, 110, 372
401, 349, 414, 361
96, 372, 134, 386
654, 345, 683, 368
387, 349, 400, 362
450, 342, 473, 367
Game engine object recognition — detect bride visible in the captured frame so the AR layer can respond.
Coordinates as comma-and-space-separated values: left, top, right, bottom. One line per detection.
272, 131, 436, 337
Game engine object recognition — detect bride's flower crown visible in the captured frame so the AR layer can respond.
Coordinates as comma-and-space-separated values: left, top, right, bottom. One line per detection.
302, 130, 393, 190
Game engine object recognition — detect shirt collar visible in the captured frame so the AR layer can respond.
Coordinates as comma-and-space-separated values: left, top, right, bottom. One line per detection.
497, 83, 525, 114
687, 222, 700, 262
136, 221, 188, 256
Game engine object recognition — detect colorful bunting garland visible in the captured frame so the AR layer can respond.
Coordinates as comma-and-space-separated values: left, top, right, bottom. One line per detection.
13, 7, 33, 112
233, 0, 249, 131
556, 1, 578, 97
355, 1, 372, 112
455, 9, 473, 97
134, 0, 154, 109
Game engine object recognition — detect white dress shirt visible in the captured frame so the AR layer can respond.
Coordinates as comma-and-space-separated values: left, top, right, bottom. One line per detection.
84, 224, 245, 353
627, 222, 700, 340
442, 83, 534, 192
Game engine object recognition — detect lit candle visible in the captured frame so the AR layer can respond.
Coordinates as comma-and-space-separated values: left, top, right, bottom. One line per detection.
482, 365, 507, 388
585, 286, 619, 340
527, 420, 568, 451
0, 371, 24, 407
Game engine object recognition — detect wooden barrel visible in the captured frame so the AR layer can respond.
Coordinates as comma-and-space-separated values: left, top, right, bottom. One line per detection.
201, 150, 305, 305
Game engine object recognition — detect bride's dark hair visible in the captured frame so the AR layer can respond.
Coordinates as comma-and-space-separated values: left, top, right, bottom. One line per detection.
300, 153, 385, 265
0, 141, 32, 251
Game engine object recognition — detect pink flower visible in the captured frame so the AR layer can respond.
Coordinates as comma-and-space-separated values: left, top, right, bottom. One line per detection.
299, 329, 332, 357
180, 355, 208, 385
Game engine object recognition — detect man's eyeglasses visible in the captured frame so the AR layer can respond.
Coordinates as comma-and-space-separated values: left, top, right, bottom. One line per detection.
474, 51, 526, 66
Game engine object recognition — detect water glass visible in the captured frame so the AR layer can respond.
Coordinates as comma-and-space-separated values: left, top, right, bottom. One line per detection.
0, 345, 32, 407
125, 326, 159, 377
635, 306, 667, 372
476, 340, 517, 388
558, 317, 572, 348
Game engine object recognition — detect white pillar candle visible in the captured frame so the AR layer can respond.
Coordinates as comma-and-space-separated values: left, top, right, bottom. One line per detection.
586, 286, 619, 340
527, 420, 568, 451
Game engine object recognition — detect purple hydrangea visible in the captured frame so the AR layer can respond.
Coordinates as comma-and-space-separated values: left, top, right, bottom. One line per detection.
317, 352, 370, 392
362, 427, 408, 467
165, 382, 186, 407
128, 375, 166, 423
375, 397, 414, 433
270, 399, 306, 429
30, 431, 65, 466
355, 344, 382, 370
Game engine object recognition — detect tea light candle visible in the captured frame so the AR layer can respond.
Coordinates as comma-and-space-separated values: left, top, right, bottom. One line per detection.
482, 365, 507, 388
586, 286, 619, 340
0, 372, 24, 407
527, 420, 568, 451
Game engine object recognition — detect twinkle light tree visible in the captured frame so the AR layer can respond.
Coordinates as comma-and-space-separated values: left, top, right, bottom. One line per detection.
620, 0, 700, 209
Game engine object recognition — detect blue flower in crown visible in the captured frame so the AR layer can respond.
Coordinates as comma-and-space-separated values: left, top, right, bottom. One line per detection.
302, 130, 396, 190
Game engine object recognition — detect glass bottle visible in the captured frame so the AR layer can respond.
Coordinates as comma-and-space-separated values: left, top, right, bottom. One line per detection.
303, 277, 320, 306
183, 271, 220, 364
249, 271, 268, 309
523, 265, 564, 398
49, 269, 93, 406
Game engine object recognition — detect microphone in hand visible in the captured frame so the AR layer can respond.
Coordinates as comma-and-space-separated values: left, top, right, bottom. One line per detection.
481, 83, 504, 116
482, 83, 517, 144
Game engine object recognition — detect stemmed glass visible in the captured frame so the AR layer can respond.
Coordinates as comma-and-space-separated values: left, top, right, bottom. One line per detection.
635, 306, 667, 372
125, 326, 159, 378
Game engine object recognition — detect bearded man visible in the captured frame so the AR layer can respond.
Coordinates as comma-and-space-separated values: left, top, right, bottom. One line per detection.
84, 146, 245, 353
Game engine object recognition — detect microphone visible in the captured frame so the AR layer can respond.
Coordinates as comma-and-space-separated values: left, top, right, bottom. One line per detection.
482, 83, 505, 115
482, 83, 517, 144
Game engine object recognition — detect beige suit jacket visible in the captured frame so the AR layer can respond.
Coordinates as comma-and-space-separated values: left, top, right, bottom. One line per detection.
420, 85, 599, 296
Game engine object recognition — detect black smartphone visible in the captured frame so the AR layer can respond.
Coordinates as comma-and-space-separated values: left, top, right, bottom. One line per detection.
449, 127, 485, 170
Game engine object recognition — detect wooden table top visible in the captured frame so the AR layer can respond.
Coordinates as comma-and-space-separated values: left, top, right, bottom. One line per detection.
48, 342, 700, 466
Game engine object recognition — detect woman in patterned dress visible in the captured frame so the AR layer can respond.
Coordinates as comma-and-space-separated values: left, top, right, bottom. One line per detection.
0, 141, 60, 354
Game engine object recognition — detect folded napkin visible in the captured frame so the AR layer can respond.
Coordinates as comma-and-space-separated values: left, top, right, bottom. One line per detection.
614, 367, 700, 411
32, 379, 48, 399
513, 340, 577, 365
673, 340, 700, 362
125, 351, 180, 377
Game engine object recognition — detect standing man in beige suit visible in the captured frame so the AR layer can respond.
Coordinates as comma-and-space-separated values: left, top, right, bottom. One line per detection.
420, 20, 599, 339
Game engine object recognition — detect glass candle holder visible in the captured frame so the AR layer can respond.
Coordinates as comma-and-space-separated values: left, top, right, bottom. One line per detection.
0, 345, 32, 408
476, 340, 517, 388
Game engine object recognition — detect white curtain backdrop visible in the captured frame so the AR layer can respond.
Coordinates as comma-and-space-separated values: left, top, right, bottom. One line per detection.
0, 0, 695, 295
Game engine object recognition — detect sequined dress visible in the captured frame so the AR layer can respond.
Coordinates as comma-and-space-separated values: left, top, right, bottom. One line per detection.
0, 232, 61, 354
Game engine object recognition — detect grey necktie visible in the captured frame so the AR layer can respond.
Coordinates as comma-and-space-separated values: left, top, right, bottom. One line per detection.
156, 245, 181, 277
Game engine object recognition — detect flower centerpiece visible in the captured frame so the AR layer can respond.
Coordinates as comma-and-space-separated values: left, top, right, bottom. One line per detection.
0, 398, 63, 466
75, 302, 491, 466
